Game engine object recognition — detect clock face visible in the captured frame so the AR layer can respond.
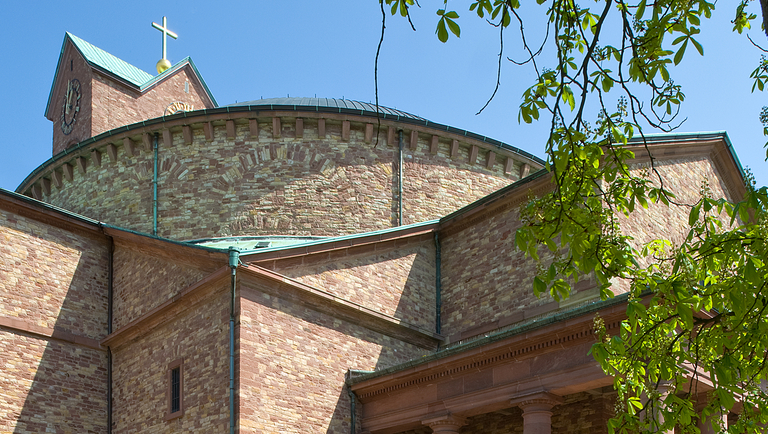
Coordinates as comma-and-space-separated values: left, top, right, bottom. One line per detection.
61, 79, 81, 135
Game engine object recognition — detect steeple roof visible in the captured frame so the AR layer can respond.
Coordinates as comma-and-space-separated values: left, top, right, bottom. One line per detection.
65, 32, 154, 86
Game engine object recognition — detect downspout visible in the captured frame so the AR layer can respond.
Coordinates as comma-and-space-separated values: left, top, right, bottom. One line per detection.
345, 369, 373, 434
153, 133, 159, 236
228, 248, 240, 434
347, 385, 356, 434
103, 228, 114, 433
434, 232, 441, 336
398, 130, 403, 227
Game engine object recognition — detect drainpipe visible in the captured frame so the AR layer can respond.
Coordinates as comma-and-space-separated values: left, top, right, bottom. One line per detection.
152, 133, 159, 236
345, 369, 373, 434
398, 130, 403, 227
434, 232, 441, 336
347, 385, 356, 434
228, 248, 240, 434
97, 224, 114, 433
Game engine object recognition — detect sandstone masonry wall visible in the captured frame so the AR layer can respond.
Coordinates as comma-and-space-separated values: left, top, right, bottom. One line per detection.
0, 202, 108, 434
112, 242, 215, 330
440, 204, 571, 343
613, 154, 734, 295
29, 112, 540, 241
0, 332, 107, 433
263, 237, 436, 332
50, 41, 95, 155
0, 207, 108, 339
239, 284, 431, 434
111, 287, 230, 433
91, 65, 211, 138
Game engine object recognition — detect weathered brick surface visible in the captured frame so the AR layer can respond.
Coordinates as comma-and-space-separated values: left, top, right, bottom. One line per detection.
111, 287, 230, 434
112, 242, 210, 330
440, 206, 565, 341
33, 114, 537, 241
239, 285, 431, 434
0, 330, 107, 434
49, 41, 94, 155
0, 207, 108, 339
268, 239, 436, 331
91, 66, 210, 139
458, 391, 614, 434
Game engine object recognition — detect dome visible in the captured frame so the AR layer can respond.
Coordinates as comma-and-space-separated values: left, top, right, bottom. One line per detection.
228, 97, 426, 121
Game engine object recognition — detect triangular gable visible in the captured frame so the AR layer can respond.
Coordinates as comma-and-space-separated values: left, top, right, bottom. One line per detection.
140, 56, 218, 107
45, 33, 217, 118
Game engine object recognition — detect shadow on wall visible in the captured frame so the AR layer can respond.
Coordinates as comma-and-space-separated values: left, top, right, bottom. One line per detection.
9, 237, 109, 434
238, 240, 437, 433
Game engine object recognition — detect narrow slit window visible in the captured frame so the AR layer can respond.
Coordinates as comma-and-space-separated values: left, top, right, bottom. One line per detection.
170, 367, 181, 413
166, 359, 183, 420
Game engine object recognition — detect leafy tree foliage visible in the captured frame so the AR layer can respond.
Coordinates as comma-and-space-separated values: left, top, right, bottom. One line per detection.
380, 1, 768, 433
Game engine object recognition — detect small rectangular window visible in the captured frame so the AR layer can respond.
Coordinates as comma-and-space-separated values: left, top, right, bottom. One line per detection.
166, 358, 184, 420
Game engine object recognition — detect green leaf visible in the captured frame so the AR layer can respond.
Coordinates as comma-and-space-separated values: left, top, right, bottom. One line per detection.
691, 37, 704, 55
636, 0, 646, 19
436, 18, 448, 42
674, 41, 687, 65
446, 17, 461, 38
689, 203, 701, 226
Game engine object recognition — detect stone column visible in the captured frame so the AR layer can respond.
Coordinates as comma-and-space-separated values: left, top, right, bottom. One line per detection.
516, 392, 563, 434
422, 414, 467, 434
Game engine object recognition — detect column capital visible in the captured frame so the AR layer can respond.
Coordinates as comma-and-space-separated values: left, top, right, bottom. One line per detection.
514, 392, 563, 412
422, 413, 467, 433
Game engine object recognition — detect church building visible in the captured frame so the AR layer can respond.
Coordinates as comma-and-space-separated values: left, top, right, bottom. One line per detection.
0, 25, 747, 434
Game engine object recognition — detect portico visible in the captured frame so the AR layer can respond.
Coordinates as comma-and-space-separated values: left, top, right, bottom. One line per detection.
348, 298, 627, 434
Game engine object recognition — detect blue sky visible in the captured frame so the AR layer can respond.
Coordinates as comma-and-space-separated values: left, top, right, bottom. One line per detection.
1, 1, 766, 191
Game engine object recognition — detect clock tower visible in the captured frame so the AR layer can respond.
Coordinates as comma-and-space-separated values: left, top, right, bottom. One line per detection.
45, 31, 217, 156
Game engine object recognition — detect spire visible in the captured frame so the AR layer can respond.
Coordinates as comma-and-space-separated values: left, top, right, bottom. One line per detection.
151, 16, 178, 74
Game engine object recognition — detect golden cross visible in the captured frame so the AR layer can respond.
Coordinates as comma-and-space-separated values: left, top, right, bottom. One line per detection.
151, 16, 178, 60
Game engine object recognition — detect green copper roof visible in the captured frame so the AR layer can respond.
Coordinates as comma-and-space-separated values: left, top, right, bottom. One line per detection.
66, 32, 153, 86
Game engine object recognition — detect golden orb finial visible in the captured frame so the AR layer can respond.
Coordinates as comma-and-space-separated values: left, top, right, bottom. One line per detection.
152, 16, 178, 75
156, 58, 172, 74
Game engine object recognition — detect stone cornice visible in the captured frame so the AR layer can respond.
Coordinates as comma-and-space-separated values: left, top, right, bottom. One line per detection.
0, 316, 103, 351
18, 108, 543, 195
349, 300, 627, 399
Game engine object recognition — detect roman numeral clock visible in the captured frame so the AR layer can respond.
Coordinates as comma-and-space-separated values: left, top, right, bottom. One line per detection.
60, 78, 81, 135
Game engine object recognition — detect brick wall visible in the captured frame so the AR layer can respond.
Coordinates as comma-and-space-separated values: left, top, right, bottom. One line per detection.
0, 207, 108, 339
612, 154, 734, 295
50, 41, 94, 155
0, 332, 107, 433
91, 65, 211, 138
0, 201, 108, 433
439, 203, 571, 342
239, 284, 431, 434
111, 287, 230, 433
112, 241, 215, 330
263, 237, 437, 332
31, 111, 538, 241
